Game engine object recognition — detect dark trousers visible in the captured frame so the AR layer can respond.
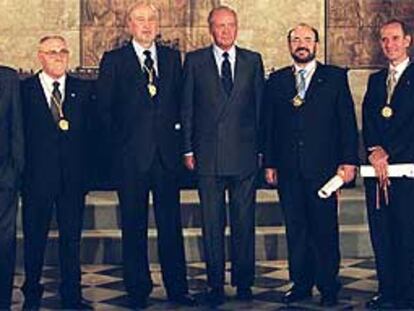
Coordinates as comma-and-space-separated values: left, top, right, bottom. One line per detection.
22, 189, 85, 304
365, 178, 414, 302
0, 189, 17, 308
278, 174, 340, 295
197, 172, 256, 289
117, 154, 188, 298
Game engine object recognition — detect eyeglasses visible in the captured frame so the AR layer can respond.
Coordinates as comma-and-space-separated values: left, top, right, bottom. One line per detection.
39, 49, 70, 57
290, 38, 316, 44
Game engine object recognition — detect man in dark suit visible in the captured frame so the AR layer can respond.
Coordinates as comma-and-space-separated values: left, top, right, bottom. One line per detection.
362, 20, 414, 309
181, 6, 264, 306
264, 23, 359, 307
0, 67, 24, 310
20, 35, 91, 310
96, 2, 194, 309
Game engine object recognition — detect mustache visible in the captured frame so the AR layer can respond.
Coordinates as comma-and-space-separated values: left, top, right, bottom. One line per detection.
294, 47, 311, 53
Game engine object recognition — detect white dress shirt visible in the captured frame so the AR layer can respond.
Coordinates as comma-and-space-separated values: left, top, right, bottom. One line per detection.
132, 39, 158, 76
38, 71, 66, 107
293, 59, 317, 94
213, 44, 236, 79
389, 57, 410, 83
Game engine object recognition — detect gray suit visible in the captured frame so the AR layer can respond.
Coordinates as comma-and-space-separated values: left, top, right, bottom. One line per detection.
0, 66, 24, 309
181, 45, 264, 288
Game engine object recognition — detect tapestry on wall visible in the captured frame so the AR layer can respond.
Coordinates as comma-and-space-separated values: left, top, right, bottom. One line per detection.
80, 0, 220, 67
327, 0, 414, 68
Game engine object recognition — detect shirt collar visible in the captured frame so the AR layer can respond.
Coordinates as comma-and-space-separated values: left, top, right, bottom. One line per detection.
132, 39, 157, 63
389, 57, 410, 77
293, 59, 317, 75
39, 71, 66, 89
213, 44, 236, 62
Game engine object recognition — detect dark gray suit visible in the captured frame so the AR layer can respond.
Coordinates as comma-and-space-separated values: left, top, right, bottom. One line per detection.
0, 66, 24, 309
181, 45, 264, 288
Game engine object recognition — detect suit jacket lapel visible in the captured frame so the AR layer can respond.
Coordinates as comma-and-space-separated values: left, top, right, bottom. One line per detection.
156, 45, 167, 104
283, 68, 297, 105
228, 47, 244, 102
304, 63, 325, 102
123, 43, 153, 103
390, 62, 414, 107
34, 74, 56, 124
216, 46, 245, 121
378, 69, 388, 107
205, 47, 227, 120
63, 75, 76, 118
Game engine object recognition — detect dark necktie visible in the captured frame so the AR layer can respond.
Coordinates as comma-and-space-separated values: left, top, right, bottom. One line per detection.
51, 81, 61, 122
143, 50, 155, 83
221, 52, 233, 97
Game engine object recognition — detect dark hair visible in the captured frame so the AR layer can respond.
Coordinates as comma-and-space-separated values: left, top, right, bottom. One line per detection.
207, 5, 237, 27
287, 23, 319, 42
380, 19, 410, 37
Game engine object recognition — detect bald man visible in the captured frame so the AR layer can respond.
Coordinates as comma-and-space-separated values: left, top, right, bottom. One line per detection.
363, 19, 414, 309
20, 35, 91, 310
97, 2, 194, 308
264, 24, 358, 306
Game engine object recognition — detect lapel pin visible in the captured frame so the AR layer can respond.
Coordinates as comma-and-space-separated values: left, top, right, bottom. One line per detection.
174, 123, 181, 130
71, 92, 76, 98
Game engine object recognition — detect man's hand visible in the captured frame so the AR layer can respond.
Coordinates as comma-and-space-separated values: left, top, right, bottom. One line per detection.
183, 154, 196, 171
368, 147, 389, 187
265, 168, 278, 186
337, 164, 357, 184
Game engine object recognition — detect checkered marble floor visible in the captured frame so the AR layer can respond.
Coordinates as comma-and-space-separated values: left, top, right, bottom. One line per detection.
11, 258, 378, 310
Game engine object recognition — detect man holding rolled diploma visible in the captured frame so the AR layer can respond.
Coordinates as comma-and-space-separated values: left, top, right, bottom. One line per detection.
263, 23, 359, 306
362, 19, 414, 309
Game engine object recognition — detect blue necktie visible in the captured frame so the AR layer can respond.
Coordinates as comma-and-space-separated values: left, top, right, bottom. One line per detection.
297, 69, 306, 99
221, 52, 233, 97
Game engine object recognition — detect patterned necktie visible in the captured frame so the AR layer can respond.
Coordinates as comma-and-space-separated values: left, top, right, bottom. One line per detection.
386, 69, 397, 104
221, 52, 233, 97
297, 69, 307, 99
143, 50, 155, 82
51, 81, 61, 122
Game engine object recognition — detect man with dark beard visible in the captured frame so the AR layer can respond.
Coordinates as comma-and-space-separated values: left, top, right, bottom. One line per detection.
263, 23, 359, 306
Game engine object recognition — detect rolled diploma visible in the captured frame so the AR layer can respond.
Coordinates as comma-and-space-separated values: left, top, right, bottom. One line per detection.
318, 175, 344, 199
360, 164, 414, 178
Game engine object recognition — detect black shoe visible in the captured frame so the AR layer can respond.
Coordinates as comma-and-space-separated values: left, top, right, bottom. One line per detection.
128, 294, 148, 309
236, 287, 253, 301
22, 298, 41, 311
61, 299, 93, 310
282, 287, 312, 304
320, 294, 338, 307
366, 294, 394, 309
206, 287, 225, 307
169, 293, 197, 306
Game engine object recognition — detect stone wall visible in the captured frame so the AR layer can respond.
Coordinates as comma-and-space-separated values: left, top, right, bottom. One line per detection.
0, 0, 377, 126
0, 0, 80, 71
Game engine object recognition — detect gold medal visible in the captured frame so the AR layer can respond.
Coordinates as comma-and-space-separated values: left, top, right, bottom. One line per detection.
381, 106, 393, 119
58, 119, 70, 131
148, 84, 157, 97
292, 95, 304, 107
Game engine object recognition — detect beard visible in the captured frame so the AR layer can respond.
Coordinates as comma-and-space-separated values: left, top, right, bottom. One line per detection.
291, 47, 316, 63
